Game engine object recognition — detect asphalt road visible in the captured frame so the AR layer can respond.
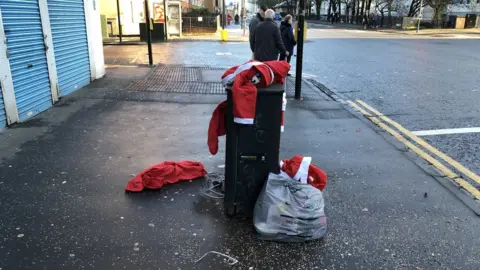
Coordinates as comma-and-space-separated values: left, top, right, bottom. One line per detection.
300, 37, 480, 178
104, 29, 480, 179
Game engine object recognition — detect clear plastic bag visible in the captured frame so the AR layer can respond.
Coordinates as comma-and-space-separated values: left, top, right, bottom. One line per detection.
253, 173, 327, 242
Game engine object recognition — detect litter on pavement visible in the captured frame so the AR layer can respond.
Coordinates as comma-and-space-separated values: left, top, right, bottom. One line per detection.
195, 251, 238, 266
254, 156, 328, 242
125, 161, 207, 192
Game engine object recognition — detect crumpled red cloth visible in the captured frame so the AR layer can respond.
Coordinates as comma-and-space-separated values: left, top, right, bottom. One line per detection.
125, 161, 208, 192
207, 100, 227, 155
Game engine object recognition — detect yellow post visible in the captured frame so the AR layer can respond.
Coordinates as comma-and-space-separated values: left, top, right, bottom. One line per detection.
294, 21, 307, 41
221, 29, 228, 41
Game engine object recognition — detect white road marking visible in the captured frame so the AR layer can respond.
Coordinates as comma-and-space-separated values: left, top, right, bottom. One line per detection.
216, 52, 232, 55
412, 127, 480, 136
302, 73, 317, 78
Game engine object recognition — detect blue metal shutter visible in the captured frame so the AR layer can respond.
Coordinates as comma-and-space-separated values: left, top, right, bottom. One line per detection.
0, 0, 52, 121
48, 0, 90, 96
0, 87, 6, 128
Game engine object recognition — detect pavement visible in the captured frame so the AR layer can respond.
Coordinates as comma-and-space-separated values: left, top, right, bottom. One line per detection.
308, 20, 480, 37
1, 40, 480, 269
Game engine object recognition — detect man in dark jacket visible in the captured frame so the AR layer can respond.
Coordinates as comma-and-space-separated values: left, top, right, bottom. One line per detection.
249, 5, 267, 56
280, 14, 296, 64
252, 9, 287, 62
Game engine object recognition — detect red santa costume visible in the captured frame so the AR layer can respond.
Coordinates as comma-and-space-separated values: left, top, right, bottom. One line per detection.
221, 60, 290, 125
126, 161, 207, 192
280, 155, 328, 191
207, 60, 290, 155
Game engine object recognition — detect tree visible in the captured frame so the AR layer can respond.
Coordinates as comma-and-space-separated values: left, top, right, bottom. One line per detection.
375, 0, 390, 25
407, 0, 427, 17
394, 0, 409, 16
327, 0, 332, 17
355, 0, 361, 23
342, 0, 355, 22
426, 0, 454, 27
374, 0, 396, 26
352, 0, 357, 23
360, 0, 366, 18
315, 0, 323, 19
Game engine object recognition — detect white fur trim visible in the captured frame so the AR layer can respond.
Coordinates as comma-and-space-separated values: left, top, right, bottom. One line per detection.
268, 66, 274, 84
293, 157, 311, 184
252, 75, 260, 84
221, 73, 236, 85
222, 62, 256, 85
222, 61, 274, 86
234, 117, 254, 124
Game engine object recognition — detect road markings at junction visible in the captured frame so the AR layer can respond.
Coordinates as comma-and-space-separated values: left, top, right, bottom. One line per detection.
347, 99, 480, 201
412, 127, 480, 136
105, 65, 139, 68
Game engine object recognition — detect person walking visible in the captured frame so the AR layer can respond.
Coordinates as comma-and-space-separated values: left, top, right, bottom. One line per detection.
249, 5, 268, 58
251, 9, 288, 62
280, 14, 296, 65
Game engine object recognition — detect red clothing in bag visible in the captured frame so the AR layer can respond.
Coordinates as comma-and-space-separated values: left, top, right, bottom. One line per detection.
280, 155, 328, 191
126, 161, 207, 192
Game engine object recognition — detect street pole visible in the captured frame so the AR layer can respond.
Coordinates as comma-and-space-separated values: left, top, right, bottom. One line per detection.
222, 0, 226, 29
144, 0, 153, 66
164, 0, 168, 41
416, 0, 423, 33
116, 0, 123, 43
294, 0, 305, 100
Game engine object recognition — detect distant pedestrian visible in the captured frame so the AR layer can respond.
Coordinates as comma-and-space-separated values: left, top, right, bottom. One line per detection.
249, 5, 268, 58
280, 15, 296, 67
371, 13, 378, 28
252, 9, 288, 62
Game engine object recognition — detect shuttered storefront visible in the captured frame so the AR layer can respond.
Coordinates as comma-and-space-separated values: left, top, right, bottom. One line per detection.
0, 0, 52, 121
48, 0, 90, 96
0, 88, 6, 128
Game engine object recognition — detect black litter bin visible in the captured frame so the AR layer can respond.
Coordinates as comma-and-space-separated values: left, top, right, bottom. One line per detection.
224, 84, 284, 217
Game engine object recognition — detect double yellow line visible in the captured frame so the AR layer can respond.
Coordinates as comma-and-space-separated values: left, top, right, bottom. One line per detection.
347, 99, 480, 200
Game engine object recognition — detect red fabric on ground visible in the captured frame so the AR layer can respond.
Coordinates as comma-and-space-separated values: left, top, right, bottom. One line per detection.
207, 100, 227, 155
125, 161, 207, 192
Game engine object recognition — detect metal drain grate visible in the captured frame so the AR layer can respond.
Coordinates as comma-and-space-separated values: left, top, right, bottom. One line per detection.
127, 81, 224, 94
127, 65, 225, 95
148, 65, 201, 82
285, 77, 330, 100
126, 65, 329, 99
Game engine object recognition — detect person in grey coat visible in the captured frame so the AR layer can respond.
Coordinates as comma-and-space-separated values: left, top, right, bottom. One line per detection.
249, 5, 267, 55
252, 9, 288, 62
